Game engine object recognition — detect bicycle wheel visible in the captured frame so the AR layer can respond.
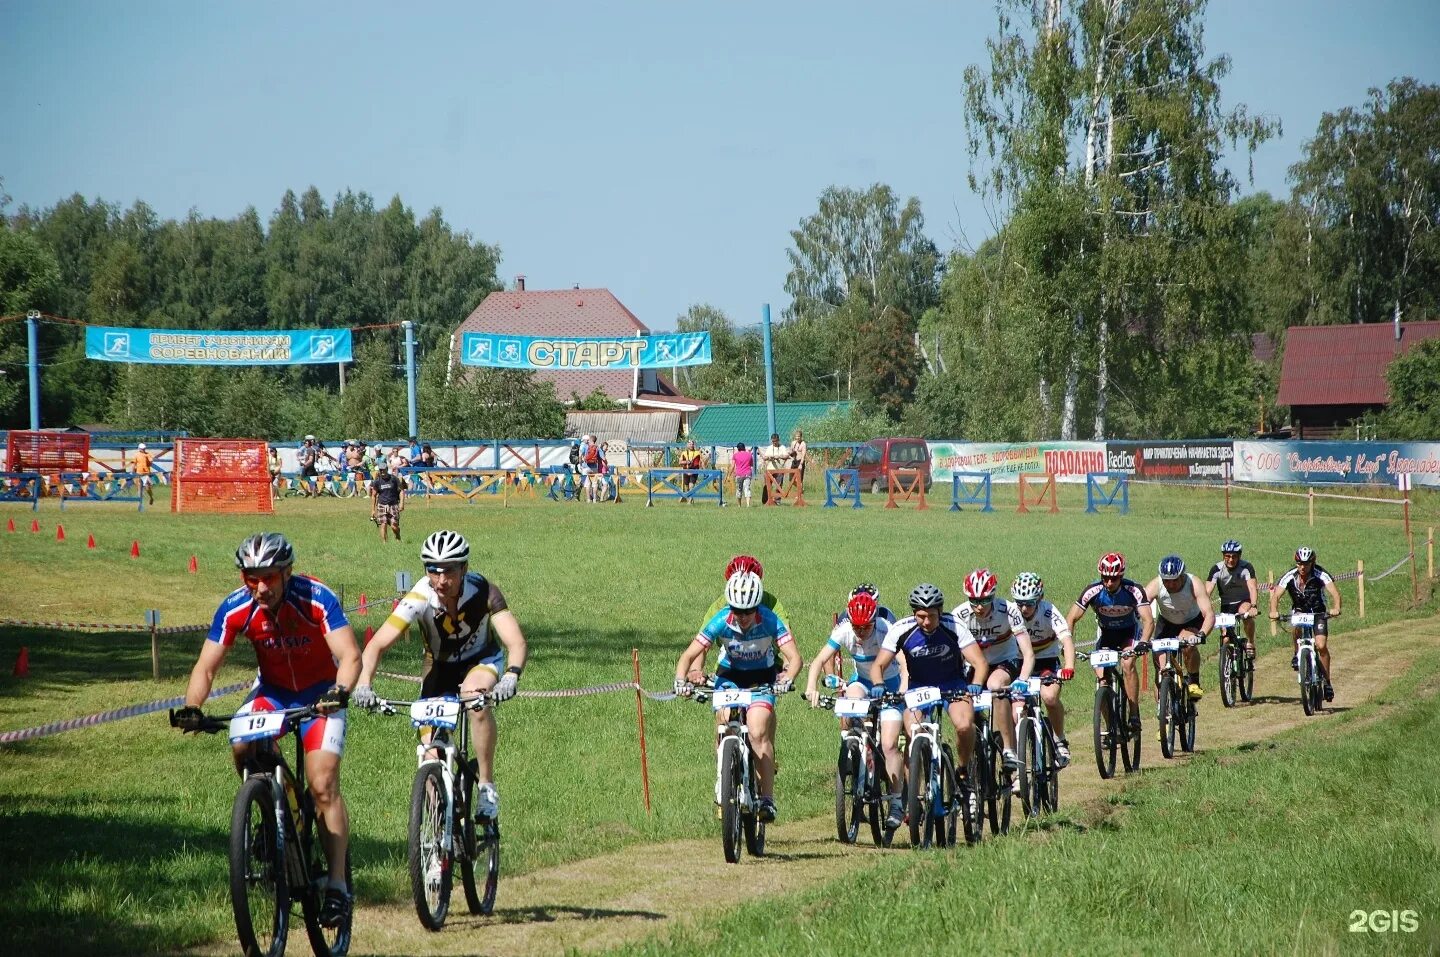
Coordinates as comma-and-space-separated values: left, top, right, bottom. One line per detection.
937, 747, 957, 848
230, 776, 288, 957
301, 846, 352, 957
1041, 721, 1060, 813
1240, 646, 1255, 702
408, 763, 451, 930
454, 758, 494, 916
1219, 643, 1237, 709
834, 739, 862, 844
866, 746, 890, 848
906, 737, 934, 849
718, 738, 744, 863
959, 752, 983, 846
1093, 684, 1116, 779
1016, 716, 1041, 818
1121, 688, 1142, 772
1158, 678, 1176, 759
1180, 684, 1198, 754
743, 751, 766, 858
991, 731, 1012, 835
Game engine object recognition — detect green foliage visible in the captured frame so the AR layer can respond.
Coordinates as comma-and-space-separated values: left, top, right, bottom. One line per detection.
674, 304, 764, 403
569, 387, 623, 411
793, 404, 894, 443
1368, 338, 1440, 438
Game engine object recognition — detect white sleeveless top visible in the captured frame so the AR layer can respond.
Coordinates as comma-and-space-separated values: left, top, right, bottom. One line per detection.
1155, 575, 1202, 624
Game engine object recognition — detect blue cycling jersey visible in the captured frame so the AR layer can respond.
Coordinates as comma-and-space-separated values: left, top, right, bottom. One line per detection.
1074, 578, 1148, 634
880, 613, 976, 689
696, 605, 794, 673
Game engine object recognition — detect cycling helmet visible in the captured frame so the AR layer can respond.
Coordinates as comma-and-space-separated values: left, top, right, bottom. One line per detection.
963, 568, 999, 601
724, 555, 764, 581
1221, 539, 1242, 555
1159, 555, 1186, 580
1295, 546, 1315, 563
908, 582, 944, 610
421, 530, 470, 565
235, 532, 294, 571
1011, 572, 1044, 602
725, 571, 764, 611
1097, 552, 1126, 577
847, 593, 878, 628
850, 582, 879, 601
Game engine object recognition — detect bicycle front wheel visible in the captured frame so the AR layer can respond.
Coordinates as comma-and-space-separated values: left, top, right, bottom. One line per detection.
1219, 643, 1237, 709
230, 776, 288, 957
1158, 679, 1176, 759
408, 763, 452, 930
719, 739, 744, 864
1093, 684, 1117, 779
906, 737, 934, 849
835, 738, 862, 844
989, 732, 1012, 836
937, 746, 957, 848
1016, 716, 1042, 818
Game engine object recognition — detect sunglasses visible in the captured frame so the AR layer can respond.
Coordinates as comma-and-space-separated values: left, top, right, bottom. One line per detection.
1014, 600, 1037, 609
1100, 574, 1122, 583
424, 563, 463, 575
242, 570, 283, 587
969, 598, 993, 607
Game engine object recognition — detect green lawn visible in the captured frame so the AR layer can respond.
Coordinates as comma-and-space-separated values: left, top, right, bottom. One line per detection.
0, 482, 1436, 954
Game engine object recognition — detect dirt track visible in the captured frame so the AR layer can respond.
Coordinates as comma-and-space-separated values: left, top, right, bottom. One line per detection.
185, 616, 1436, 957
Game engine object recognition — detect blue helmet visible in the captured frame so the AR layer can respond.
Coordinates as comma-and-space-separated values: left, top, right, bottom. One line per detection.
1221, 539, 1242, 555
1159, 555, 1186, 580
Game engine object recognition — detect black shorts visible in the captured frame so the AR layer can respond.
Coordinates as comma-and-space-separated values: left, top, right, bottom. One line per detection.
1095, 627, 1140, 652
419, 648, 504, 699
1155, 614, 1206, 644
1289, 610, 1330, 636
1218, 598, 1253, 614
1034, 657, 1062, 677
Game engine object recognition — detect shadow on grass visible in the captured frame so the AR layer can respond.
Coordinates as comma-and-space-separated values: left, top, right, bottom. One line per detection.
480, 903, 667, 925
0, 628, 200, 698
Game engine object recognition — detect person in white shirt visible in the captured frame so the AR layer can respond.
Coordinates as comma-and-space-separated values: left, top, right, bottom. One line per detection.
760, 433, 789, 504
952, 568, 1034, 774
1145, 555, 1215, 700
1008, 572, 1076, 767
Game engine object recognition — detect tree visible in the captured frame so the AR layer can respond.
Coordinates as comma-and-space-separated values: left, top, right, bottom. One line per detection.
1370, 338, 1440, 439
0, 225, 61, 423
673, 304, 763, 403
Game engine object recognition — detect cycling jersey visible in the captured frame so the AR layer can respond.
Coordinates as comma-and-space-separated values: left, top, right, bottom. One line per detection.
1276, 564, 1335, 614
881, 613, 976, 690
386, 572, 508, 666
696, 605, 794, 676
702, 591, 790, 631
951, 598, 1028, 666
823, 618, 898, 686
1206, 559, 1257, 609
1017, 600, 1071, 658
208, 574, 348, 692
1154, 574, 1204, 626
1074, 578, 1148, 637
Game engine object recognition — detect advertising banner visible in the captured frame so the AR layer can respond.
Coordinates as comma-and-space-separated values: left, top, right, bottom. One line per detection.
927, 442, 1106, 483
85, 326, 352, 365
1232, 441, 1440, 487
460, 331, 711, 370
1104, 441, 1234, 481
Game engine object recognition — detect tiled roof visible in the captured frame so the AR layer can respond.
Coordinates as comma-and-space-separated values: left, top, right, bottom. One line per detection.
565, 411, 682, 445
1275, 322, 1440, 407
688, 402, 854, 445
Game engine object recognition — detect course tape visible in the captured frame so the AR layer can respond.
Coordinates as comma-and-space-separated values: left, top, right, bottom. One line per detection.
375, 671, 678, 701
0, 680, 250, 746
0, 618, 209, 634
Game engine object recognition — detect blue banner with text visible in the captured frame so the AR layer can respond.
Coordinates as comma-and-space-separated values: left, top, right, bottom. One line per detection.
85, 326, 353, 365
460, 332, 711, 370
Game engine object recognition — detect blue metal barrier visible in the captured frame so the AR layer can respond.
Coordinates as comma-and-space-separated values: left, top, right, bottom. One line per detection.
58, 471, 145, 511
0, 471, 42, 511
1085, 472, 1130, 514
823, 469, 863, 508
646, 468, 725, 507
950, 472, 994, 512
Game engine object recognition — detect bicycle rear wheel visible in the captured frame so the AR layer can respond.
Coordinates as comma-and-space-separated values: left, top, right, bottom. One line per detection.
719, 739, 744, 863
301, 847, 352, 957
990, 731, 1012, 835
1181, 686, 1198, 754
907, 737, 934, 849
743, 750, 766, 858
937, 746, 957, 848
1093, 684, 1117, 779
408, 764, 451, 930
959, 752, 983, 846
1041, 721, 1060, 812
866, 747, 890, 848
1240, 647, 1255, 702
230, 776, 288, 957
455, 758, 496, 915
835, 739, 862, 844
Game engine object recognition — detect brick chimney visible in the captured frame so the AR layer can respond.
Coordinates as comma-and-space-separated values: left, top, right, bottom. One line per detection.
516, 274, 526, 291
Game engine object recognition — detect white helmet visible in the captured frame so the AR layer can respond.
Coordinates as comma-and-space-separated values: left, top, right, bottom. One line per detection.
304, 434, 316, 442
137, 442, 146, 451
420, 530, 470, 566
725, 571, 764, 611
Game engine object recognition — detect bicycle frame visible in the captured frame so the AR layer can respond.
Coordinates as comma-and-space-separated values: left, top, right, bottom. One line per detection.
1290, 612, 1324, 715
378, 694, 489, 866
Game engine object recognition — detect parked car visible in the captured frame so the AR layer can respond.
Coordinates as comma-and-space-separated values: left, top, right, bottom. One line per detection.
844, 438, 933, 494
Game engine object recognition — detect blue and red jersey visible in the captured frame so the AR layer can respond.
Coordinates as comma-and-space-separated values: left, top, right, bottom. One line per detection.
208, 574, 349, 692
1074, 578, 1148, 636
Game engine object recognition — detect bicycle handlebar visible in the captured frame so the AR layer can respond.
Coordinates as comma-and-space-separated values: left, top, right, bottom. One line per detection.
169, 703, 326, 735
371, 692, 491, 717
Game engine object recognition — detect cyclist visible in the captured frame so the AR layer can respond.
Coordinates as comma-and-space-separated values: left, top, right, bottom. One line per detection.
871, 584, 990, 796
352, 530, 529, 820
1009, 572, 1076, 767
1068, 552, 1154, 738
172, 533, 360, 928
952, 568, 1033, 776
1268, 546, 1342, 702
1205, 539, 1259, 659
823, 583, 897, 687
674, 570, 803, 823
805, 591, 908, 828
700, 555, 790, 630
1144, 555, 1215, 701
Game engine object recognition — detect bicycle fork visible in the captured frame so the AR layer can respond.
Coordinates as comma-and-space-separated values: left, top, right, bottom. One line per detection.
418, 741, 458, 861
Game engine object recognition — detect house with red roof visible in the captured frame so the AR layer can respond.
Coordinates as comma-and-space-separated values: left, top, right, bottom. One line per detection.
452, 277, 706, 414
1275, 321, 1440, 438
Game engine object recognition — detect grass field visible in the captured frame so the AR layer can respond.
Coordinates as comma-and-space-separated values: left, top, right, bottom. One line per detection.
1, 480, 1437, 955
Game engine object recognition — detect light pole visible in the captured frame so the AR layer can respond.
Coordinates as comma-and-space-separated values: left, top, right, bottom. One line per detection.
26, 310, 41, 429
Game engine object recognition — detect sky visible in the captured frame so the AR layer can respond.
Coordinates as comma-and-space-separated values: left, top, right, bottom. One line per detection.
3, 1, 1438, 331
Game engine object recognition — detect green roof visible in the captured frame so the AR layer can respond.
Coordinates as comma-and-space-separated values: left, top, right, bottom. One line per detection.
688, 402, 854, 445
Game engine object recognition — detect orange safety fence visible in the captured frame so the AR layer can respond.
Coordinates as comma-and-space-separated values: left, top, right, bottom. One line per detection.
885, 468, 929, 510
765, 469, 807, 506
1017, 472, 1059, 514
171, 438, 272, 514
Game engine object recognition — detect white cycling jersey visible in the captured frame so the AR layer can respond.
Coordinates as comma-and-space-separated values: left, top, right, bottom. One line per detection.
1154, 573, 1204, 625
1018, 599, 1071, 658
952, 598, 1028, 665
824, 618, 898, 684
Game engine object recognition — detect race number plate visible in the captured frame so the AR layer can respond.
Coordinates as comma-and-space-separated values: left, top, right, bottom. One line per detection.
1216, 613, 1237, 628
410, 697, 461, 730
974, 691, 993, 712
905, 687, 942, 709
1152, 637, 1182, 652
833, 697, 871, 718
1290, 612, 1315, 627
1090, 650, 1120, 668
229, 710, 287, 744
1027, 677, 1044, 695
712, 688, 753, 710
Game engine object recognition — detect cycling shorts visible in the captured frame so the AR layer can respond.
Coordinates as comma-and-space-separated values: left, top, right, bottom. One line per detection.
240, 679, 345, 757
1095, 626, 1141, 652
715, 667, 778, 710
1155, 614, 1206, 644
846, 673, 903, 722
420, 648, 506, 700
1034, 657, 1063, 677
1218, 598, 1253, 614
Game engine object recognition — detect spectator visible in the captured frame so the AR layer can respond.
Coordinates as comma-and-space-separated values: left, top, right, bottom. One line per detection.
677, 439, 703, 503
407, 436, 423, 463
387, 445, 409, 473
343, 441, 367, 480
132, 441, 156, 506
761, 432, 789, 504
369, 461, 407, 542
268, 445, 282, 493
579, 434, 607, 503
789, 428, 809, 487
732, 442, 754, 507
296, 435, 319, 497
418, 444, 439, 468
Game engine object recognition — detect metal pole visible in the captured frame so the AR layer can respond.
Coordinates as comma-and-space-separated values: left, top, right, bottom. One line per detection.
762, 304, 776, 439
26, 311, 41, 429
402, 320, 418, 439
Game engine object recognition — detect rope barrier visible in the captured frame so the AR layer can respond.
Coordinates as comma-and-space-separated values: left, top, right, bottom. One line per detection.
375, 671, 677, 701
1128, 477, 1410, 506
0, 618, 208, 635
0, 680, 250, 746
1368, 551, 1414, 583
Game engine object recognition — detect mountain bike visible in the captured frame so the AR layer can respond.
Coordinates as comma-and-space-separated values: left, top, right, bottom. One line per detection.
1152, 635, 1201, 759
1216, 611, 1255, 708
170, 704, 352, 957
1082, 644, 1146, 779
1014, 675, 1066, 818
819, 693, 902, 847
692, 681, 788, 864
1289, 612, 1327, 716
902, 686, 978, 849
373, 693, 500, 929
969, 686, 1012, 837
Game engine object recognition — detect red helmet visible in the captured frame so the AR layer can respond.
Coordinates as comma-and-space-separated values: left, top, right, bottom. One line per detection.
847, 592, 878, 628
1097, 552, 1126, 577
724, 555, 763, 581
963, 568, 998, 601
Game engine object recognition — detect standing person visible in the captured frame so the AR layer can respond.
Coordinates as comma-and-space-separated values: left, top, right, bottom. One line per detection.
1269, 547, 1342, 702
297, 435, 319, 497
580, 435, 606, 503
760, 433, 788, 504
354, 531, 529, 820
369, 461, 407, 542
418, 444, 439, 468
789, 428, 808, 489
677, 439, 703, 503
386, 445, 409, 473
1206, 540, 1259, 659
268, 445, 282, 493
407, 436, 423, 463
1144, 556, 1215, 700
732, 442, 754, 507
171, 533, 360, 927
132, 441, 156, 506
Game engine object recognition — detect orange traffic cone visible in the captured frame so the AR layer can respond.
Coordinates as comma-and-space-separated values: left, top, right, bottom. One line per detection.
56, 524, 65, 542
30, 518, 40, 533
87, 533, 96, 549
13, 646, 30, 678
357, 593, 368, 616
130, 540, 141, 558
364, 625, 375, 645
6, 517, 14, 532
188, 555, 198, 574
